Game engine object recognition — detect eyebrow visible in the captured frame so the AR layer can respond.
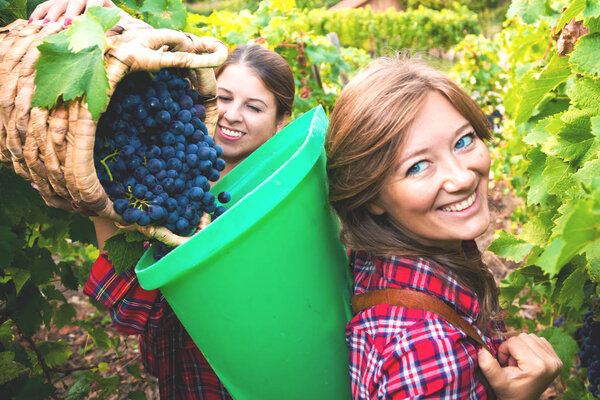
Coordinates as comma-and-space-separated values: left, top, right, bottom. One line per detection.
398, 121, 473, 166
218, 87, 268, 108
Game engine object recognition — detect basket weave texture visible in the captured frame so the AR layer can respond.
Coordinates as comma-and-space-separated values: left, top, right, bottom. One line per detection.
0, 19, 228, 245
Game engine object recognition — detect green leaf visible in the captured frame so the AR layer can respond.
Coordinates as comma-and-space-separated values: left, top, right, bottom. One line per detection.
4, 268, 31, 295
542, 156, 577, 197
558, 266, 586, 308
12, 376, 56, 400
570, 32, 600, 78
507, 0, 547, 24
550, 111, 598, 166
69, 214, 96, 246
558, 198, 600, 266
526, 147, 551, 205
536, 236, 564, 276
128, 390, 147, 400
32, 40, 109, 121
537, 327, 580, 379
0, 351, 20, 385
0, 226, 18, 269
37, 341, 71, 368
516, 54, 572, 125
65, 375, 91, 400
488, 231, 536, 263
0, 0, 27, 24
98, 362, 108, 372
556, 0, 586, 32
141, 0, 187, 30
524, 116, 552, 145
573, 158, 600, 186
89, 326, 111, 349
588, 256, 600, 282
126, 363, 143, 379
53, 303, 76, 329
583, 0, 600, 18
103, 231, 146, 275
567, 77, 600, 113
519, 211, 553, 246
65, 7, 120, 53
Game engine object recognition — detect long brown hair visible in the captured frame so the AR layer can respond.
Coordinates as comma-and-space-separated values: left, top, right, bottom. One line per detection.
216, 44, 295, 120
326, 57, 500, 328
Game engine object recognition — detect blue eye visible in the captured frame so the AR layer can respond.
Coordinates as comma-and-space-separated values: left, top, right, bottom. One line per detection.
455, 133, 475, 149
407, 161, 427, 175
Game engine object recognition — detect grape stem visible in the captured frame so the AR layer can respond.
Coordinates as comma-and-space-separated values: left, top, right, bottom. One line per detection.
100, 150, 120, 182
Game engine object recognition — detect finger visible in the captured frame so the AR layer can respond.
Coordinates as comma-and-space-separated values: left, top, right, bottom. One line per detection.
63, 0, 88, 19
29, 0, 54, 21
478, 349, 508, 391
43, 0, 72, 22
82, 0, 108, 13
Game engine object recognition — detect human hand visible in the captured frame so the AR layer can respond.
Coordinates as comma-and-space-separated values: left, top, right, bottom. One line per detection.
477, 333, 563, 400
29, 0, 136, 26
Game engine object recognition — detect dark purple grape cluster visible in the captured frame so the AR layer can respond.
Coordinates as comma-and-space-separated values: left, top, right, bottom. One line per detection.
93, 68, 231, 259
576, 309, 600, 397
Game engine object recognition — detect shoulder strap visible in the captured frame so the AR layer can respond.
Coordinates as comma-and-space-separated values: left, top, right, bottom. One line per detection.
351, 288, 491, 353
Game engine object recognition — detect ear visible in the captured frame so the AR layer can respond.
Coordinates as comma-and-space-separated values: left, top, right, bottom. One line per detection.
275, 113, 290, 133
366, 201, 385, 216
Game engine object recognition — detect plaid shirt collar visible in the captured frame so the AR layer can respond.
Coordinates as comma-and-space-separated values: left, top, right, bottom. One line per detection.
351, 240, 481, 325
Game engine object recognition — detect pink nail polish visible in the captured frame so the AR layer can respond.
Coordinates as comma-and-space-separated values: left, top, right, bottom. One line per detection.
28, 18, 33, 24
43, 18, 50, 24
64, 18, 72, 26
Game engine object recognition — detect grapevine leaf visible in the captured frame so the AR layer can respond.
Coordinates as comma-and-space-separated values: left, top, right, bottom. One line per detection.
89, 327, 111, 349
556, 0, 586, 32
526, 147, 551, 205
519, 211, 553, 246
0, 0, 27, 23
12, 376, 56, 400
558, 266, 586, 308
118, 0, 144, 9
524, 116, 552, 145
65, 7, 121, 53
583, 0, 600, 18
566, 77, 600, 113
558, 198, 600, 266
537, 327, 579, 379
104, 232, 146, 275
3, 269, 31, 295
0, 226, 18, 269
536, 237, 564, 276
69, 214, 96, 246
42, 285, 66, 302
37, 341, 71, 368
592, 115, 600, 138
128, 389, 147, 400
588, 256, 600, 282
32, 40, 109, 121
126, 363, 143, 379
66, 376, 91, 399
507, 0, 546, 24
516, 54, 572, 125
573, 158, 600, 186
0, 351, 20, 385
500, 270, 528, 306
570, 32, 600, 78
123, 230, 148, 243
541, 155, 577, 197
550, 112, 598, 166
53, 303, 76, 329
487, 231, 536, 263
140, 0, 187, 30
552, 201, 578, 237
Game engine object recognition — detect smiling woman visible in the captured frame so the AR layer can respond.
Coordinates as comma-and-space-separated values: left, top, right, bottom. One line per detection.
214, 45, 294, 175
325, 57, 562, 400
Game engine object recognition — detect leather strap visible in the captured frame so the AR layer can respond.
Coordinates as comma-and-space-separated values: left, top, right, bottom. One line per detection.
351, 288, 496, 399
351, 288, 491, 353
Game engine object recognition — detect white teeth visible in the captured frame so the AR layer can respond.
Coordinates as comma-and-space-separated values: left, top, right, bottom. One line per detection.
221, 127, 244, 137
442, 192, 476, 212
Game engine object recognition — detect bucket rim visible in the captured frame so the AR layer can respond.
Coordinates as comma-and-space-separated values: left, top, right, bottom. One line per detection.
135, 106, 329, 290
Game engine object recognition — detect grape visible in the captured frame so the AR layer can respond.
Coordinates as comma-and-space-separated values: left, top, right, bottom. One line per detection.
218, 192, 231, 204
576, 308, 600, 398
93, 67, 232, 262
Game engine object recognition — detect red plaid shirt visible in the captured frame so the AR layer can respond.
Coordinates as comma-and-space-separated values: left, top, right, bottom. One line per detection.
84, 253, 231, 400
347, 241, 504, 399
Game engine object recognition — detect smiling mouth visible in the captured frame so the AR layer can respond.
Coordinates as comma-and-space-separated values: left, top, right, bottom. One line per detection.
221, 126, 245, 138
440, 192, 477, 212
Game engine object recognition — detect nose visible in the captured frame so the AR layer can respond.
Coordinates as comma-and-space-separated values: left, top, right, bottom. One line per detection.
441, 156, 476, 193
220, 101, 242, 123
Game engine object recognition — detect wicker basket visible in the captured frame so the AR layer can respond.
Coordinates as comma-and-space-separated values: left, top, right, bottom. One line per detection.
0, 19, 228, 245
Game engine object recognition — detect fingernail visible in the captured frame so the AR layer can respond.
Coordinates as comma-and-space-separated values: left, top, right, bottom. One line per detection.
28, 17, 33, 24
43, 18, 50, 24
64, 18, 72, 26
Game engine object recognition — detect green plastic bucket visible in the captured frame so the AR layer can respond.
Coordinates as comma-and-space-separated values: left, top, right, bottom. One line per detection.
135, 106, 353, 399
